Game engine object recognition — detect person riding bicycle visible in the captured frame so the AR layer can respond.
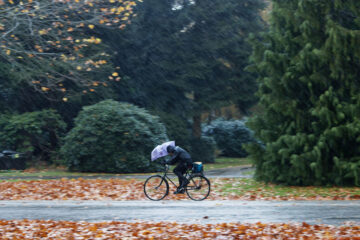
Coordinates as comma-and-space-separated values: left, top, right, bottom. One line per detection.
165, 145, 193, 194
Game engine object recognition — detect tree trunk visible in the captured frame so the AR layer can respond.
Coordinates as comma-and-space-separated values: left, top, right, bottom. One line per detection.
192, 114, 202, 139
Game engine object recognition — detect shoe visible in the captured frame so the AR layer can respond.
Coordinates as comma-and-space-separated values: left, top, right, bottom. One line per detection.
180, 179, 189, 188
174, 188, 185, 194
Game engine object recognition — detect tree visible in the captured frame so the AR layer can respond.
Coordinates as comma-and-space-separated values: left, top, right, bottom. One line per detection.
0, 0, 139, 97
160, 0, 266, 138
102, 0, 195, 154
105, 0, 190, 113
108, 0, 265, 138
0, 59, 116, 129
246, 0, 360, 186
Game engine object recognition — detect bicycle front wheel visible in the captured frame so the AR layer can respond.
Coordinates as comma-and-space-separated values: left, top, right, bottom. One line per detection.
144, 175, 169, 201
186, 175, 211, 201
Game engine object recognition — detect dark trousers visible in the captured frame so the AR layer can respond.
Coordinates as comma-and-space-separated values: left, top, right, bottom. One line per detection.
173, 163, 190, 188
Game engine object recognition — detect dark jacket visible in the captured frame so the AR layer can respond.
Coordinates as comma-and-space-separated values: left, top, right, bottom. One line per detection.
167, 146, 192, 165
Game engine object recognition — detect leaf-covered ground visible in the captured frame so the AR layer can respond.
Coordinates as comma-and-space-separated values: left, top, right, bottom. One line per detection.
0, 220, 359, 239
1, 178, 360, 200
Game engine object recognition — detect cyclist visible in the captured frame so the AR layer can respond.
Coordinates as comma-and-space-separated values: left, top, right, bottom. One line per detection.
165, 145, 193, 194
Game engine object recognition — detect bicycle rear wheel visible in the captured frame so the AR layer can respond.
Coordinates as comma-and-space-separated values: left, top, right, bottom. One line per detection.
186, 175, 210, 201
144, 175, 169, 201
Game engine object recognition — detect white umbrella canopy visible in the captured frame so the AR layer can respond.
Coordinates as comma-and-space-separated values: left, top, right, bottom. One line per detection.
151, 141, 175, 161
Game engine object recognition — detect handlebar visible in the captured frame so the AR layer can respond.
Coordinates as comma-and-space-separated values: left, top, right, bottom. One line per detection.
158, 161, 169, 172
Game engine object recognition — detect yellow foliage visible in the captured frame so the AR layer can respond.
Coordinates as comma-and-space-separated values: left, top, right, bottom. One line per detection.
0, 0, 138, 94
38, 29, 47, 35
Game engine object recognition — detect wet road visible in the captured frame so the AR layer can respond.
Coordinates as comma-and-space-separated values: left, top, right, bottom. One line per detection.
1, 200, 359, 225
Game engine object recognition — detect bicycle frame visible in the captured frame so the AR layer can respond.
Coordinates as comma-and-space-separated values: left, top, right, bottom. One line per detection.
144, 163, 210, 201
159, 164, 193, 188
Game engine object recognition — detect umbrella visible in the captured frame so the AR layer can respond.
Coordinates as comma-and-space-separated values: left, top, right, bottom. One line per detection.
151, 141, 175, 161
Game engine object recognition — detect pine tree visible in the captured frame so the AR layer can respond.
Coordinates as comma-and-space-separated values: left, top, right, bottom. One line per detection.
247, 0, 360, 186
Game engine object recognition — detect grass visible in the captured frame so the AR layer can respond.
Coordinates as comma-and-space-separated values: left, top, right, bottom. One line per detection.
214, 178, 360, 200
0, 168, 144, 179
203, 157, 253, 170
0, 169, 113, 178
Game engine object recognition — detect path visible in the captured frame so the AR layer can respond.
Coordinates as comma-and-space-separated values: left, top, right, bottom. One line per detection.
1, 200, 359, 225
0, 166, 254, 180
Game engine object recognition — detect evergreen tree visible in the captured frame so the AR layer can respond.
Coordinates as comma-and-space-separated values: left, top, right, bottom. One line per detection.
104, 0, 190, 114
247, 0, 360, 186
107, 0, 265, 137
163, 0, 266, 138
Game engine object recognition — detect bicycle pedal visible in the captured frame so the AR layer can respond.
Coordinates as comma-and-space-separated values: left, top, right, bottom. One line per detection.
174, 188, 185, 194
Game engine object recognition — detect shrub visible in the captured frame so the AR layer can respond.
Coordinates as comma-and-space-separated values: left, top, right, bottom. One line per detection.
190, 136, 216, 163
155, 111, 192, 151
0, 110, 66, 162
61, 100, 168, 173
202, 118, 256, 157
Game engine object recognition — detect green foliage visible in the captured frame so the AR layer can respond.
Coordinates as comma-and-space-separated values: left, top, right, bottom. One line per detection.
0, 55, 116, 131
154, 111, 192, 151
167, 0, 265, 114
190, 136, 216, 164
247, 0, 360, 186
61, 100, 168, 173
103, 0, 190, 113
202, 118, 257, 157
0, 110, 66, 161
107, 0, 265, 139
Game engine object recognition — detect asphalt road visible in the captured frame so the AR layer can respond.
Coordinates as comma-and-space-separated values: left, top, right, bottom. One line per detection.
1, 200, 359, 225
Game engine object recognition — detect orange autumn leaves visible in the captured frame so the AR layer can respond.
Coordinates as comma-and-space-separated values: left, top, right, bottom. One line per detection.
0, 220, 359, 239
0, 0, 138, 95
0, 178, 205, 201
1, 178, 360, 201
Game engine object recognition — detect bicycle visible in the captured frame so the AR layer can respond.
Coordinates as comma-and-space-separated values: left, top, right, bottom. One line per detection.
144, 162, 211, 201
